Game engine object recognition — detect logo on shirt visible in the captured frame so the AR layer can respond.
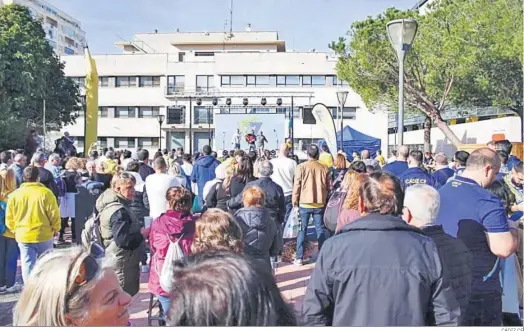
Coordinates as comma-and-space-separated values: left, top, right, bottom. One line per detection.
405, 178, 427, 185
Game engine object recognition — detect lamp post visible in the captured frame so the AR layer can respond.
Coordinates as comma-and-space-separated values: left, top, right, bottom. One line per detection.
157, 114, 165, 150
336, 91, 348, 153
386, 19, 418, 147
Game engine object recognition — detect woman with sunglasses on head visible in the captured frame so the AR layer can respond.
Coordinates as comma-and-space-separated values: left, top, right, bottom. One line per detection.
13, 245, 132, 326
167, 250, 297, 326
148, 186, 196, 316
95, 172, 149, 296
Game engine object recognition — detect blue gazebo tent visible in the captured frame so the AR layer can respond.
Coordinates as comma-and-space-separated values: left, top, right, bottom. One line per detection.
336, 125, 381, 161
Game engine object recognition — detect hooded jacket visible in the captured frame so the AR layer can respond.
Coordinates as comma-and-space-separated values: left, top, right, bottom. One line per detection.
190, 155, 220, 198
302, 214, 460, 326
97, 189, 143, 296
235, 207, 279, 275
148, 210, 195, 297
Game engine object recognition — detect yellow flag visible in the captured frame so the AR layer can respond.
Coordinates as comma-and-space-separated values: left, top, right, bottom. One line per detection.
84, 47, 98, 156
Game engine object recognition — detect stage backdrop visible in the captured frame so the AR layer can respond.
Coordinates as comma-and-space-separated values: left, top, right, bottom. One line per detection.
214, 113, 286, 151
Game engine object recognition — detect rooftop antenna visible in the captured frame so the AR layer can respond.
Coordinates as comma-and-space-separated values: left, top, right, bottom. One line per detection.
229, 0, 233, 37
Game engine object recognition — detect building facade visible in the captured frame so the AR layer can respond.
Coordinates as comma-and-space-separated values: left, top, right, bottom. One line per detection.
1, 0, 85, 55
60, 30, 389, 156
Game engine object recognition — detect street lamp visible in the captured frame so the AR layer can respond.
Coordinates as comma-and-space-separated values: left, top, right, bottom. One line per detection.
336, 91, 348, 153
386, 19, 418, 147
157, 114, 165, 150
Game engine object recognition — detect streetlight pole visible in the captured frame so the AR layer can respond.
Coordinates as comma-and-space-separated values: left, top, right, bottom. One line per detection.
336, 91, 348, 153
157, 114, 165, 151
386, 19, 418, 148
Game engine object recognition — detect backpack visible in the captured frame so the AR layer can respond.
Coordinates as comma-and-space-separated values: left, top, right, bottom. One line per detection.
0, 201, 7, 236
81, 211, 104, 251
323, 190, 348, 232
157, 233, 185, 293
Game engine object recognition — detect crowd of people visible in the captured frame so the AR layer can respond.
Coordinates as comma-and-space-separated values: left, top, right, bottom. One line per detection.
0, 137, 522, 326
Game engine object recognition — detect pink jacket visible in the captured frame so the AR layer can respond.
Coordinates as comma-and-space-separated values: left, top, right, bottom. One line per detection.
148, 210, 195, 297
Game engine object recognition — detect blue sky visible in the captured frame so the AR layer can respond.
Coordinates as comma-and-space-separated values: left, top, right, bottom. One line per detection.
46, 0, 416, 54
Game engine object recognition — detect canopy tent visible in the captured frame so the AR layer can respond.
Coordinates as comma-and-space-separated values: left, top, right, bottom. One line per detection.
336, 125, 381, 161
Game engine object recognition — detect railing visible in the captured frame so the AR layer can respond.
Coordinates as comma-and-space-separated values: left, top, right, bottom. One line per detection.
165, 87, 221, 98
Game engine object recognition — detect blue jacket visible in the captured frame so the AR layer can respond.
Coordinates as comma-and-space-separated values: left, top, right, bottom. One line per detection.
432, 168, 455, 187
399, 167, 440, 190
506, 155, 521, 172
191, 155, 220, 198
383, 161, 408, 178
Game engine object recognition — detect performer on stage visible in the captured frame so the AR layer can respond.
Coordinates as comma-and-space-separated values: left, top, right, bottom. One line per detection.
256, 130, 268, 156
231, 129, 242, 150
245, 129, 256, 152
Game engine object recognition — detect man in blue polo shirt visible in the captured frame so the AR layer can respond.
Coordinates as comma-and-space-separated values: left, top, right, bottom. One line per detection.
383, 145, 409, 178
453, 150, 469, 177
399, 150, 439, 190
432, 153, 455, 187
436, 147, 519, 326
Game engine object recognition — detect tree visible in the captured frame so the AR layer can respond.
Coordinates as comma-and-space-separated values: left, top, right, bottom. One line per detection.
332, 0, 523, 151
0, 4, 80, 151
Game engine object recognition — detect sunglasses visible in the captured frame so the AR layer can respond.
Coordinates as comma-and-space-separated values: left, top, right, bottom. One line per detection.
66, 243, 105, 306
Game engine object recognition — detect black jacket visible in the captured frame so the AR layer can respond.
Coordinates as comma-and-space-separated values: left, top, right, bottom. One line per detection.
228, 177, 286, 224
138, 162, 155, 181
229, 175, 257, 201
205, 181, 229, 212
37, 166, 59, 199
235, 207, 279, 275
302, 214, 460, 326
129, 190, 150, 223
421, 225, 473, 325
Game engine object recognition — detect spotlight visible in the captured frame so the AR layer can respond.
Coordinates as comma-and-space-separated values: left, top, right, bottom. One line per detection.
212, 98, 218, 106
261, 97, 267, 106
226, 98, 232, 106
196, 98, 202, 106
276, 98, 282, 106
243, 98, 248, 106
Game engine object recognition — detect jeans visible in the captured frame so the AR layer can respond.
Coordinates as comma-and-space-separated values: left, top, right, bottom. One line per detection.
234, 143, 240, 149
284, 195, 292, 225
0, 236, 19, 288
18, 239, 54, 282
296, 207, 329, 260
462, 292, 502, 326
158, 295, 170, 319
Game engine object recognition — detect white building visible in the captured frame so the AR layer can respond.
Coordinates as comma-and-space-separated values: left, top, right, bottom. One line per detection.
60, 30, 389, 156
1, 0, 85, 55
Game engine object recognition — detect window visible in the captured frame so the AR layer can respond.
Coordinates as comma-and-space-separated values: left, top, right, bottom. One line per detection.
115, 107, 136, 118
139, 76, 161, 88
167, 106, 185, 124
115, 137, 136, 148
312, 75, 326, 86
178, 52, 185, 62
97, 137, 107, 148
221, 75, 245, 87
138, 107, 160, 118
167, 75, 185, 94
138, 137, 159, 148
115, 76, 137, 88
302, 76, 312, 86
98, 77, 109, 87
276, 75, 300, 86
326, 75, 336, 86
64, 47, 74, 55
334, 76, 349, 87
328, 107, 357, 120
196, 75, 214, 91
194, 107, 213, 124
195, 52, 214, 57
247, 76, 256, 86
302, 107, 316, 124
256, 76, 270, 86
70, 77, 85, 89
98, 107, 108, 118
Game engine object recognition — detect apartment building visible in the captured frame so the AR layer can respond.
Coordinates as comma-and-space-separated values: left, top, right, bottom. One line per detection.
60, 30, 388, 155
1, 0, 85, 55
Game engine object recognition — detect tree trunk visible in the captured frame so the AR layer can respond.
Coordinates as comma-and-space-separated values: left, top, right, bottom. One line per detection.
423, 115, 432, 153
427, 105, 462, 148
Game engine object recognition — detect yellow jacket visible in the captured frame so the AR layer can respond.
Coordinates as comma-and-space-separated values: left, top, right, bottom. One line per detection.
6, 182, 61, 243
319, 152, 334, 168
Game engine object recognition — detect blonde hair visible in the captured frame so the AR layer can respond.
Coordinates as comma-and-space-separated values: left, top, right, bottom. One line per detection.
191, 209, 243, 254
13, 246, 115, 326
222, 163, 238, 193
168, 162, 182, 177
0, 168, 16, 199
65, 157, 81, 171
110, 172, 135, 190
343, 172, 368, 210
242, 186, 265, 207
